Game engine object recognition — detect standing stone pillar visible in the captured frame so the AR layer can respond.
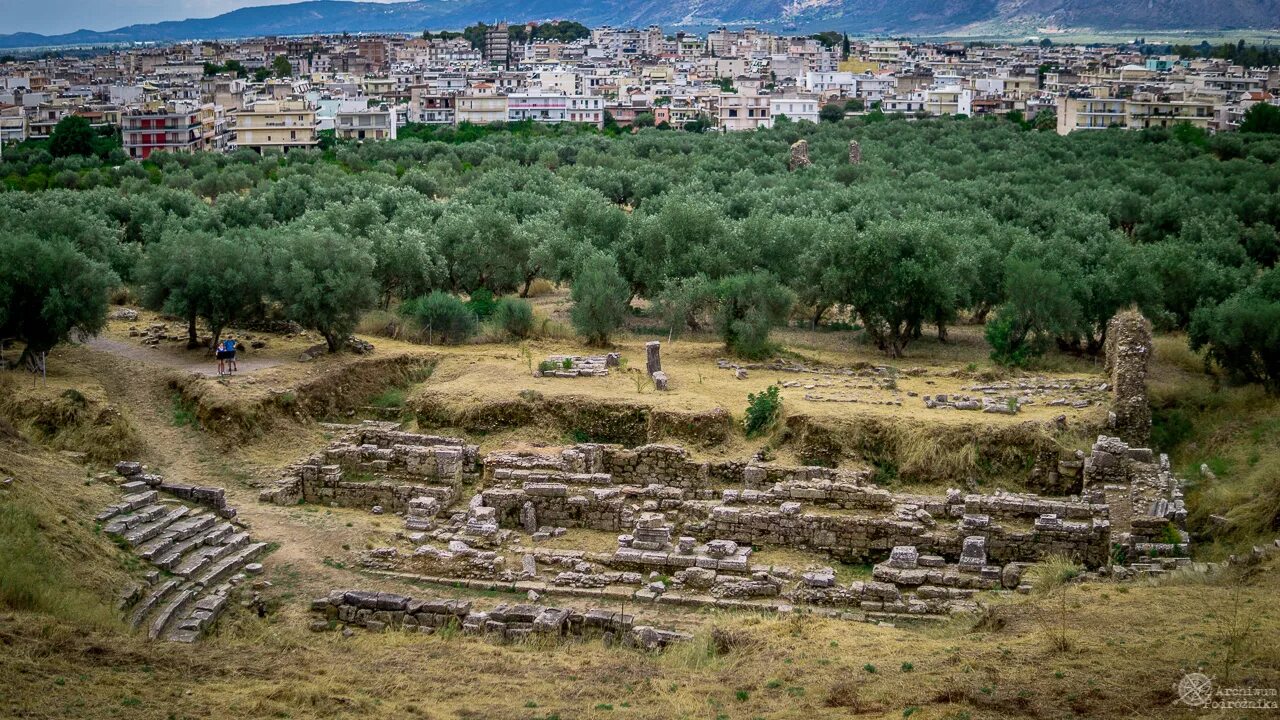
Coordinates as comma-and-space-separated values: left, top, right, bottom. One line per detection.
848, 139, 861, 164
1104, 310, 1152, 447
788, 139, 811, 171
645, 341, 662, 376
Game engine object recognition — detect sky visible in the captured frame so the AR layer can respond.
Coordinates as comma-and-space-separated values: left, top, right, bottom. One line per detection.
0, 0, 399, 35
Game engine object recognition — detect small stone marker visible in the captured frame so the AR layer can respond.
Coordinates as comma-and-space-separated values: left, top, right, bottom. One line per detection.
645, 341, 662, 376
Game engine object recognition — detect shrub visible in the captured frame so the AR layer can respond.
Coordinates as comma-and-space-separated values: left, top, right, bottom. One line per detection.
466, 287, 498, 320
743, 385, 782, 437
400, 291, 477, 344
493, 297, 535, 338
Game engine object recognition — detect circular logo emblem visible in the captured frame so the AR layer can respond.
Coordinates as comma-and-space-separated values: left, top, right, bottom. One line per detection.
1178, 673, 1213, 707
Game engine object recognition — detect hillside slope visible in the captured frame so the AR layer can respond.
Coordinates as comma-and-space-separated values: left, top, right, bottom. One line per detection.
2, 0, 1277, 49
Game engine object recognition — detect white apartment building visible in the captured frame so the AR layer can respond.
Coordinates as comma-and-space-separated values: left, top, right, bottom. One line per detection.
507, 93, 604, 127
770, 95, 819, 123
335, 102, 397, 141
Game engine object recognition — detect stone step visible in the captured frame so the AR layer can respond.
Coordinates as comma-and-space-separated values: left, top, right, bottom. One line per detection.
123, 506, 192, 547
172, 533, 249, 578
153, 519, 221, 570
103, 504, 169, 535
148, 584, 198, 640
202, 522, 235, 546
165, 592, 231, 642
142, 521, 235, 563
194, 542, 267, 587
128, 579, 180, 629
166, 513, 219, 542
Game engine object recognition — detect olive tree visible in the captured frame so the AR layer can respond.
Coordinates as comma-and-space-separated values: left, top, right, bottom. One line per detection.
570, 252, 630, 346
0, 233, 117, 370
269, 228, 377, 352
138, 229, 266, 348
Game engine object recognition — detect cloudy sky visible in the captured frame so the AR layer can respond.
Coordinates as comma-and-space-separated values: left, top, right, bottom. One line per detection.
1, 0, 399, 35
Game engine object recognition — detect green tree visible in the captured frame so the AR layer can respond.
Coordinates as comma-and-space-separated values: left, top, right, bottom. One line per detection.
270, 228, 377, 352
570, 252, 630, 346
819, 220, 957, 357
1240, 103, 1280, 134
0, 234, 117, 371
272, 55, 293, 78
633, 113, 656, 128
655, 274, 717, 338
1189, 268, 1280, 392
48, 115, 95, 158
819, 103, 845, 123
986, 256, 1081, 366
138, 230, 266, 348
714, 272, 794, 359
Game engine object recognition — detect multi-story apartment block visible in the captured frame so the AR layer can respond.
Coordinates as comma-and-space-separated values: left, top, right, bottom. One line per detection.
335, 103, 396, 141
484, 23, 511, 67
409, 87, 456, 124
121, 104, 203, 159
507, 92, 604, 126
0, 104, 28, 147
770, 95, 820, 123
455, 93, 509, 125
233, 99, 319, 153
717, 91, 770, 131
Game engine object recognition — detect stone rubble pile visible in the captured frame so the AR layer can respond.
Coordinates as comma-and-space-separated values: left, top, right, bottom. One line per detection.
536, 353, 620, 378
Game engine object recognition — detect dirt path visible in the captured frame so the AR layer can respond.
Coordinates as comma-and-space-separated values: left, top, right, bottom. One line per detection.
82, 334, 283, 378
66, 343, 381, 600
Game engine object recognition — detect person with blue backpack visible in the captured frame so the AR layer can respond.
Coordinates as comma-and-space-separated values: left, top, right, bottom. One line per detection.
217, 335, 238, 376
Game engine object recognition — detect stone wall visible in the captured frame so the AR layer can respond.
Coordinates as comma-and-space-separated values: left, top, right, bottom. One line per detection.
310, 588, 689, 649
258, 421, 475, 511
1105, 310, 1153, 446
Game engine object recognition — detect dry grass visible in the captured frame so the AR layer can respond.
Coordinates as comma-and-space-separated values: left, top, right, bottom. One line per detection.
2, 310, 1280, 719
2, 559, 1278, 719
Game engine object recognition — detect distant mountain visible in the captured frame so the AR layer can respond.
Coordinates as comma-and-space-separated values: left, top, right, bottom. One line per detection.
2, 0, 1277, 50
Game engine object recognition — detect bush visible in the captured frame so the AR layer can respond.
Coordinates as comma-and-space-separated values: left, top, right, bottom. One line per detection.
401, 291, 477, 344
743, 384, 782, 437
466, 287, 498, 320
493, 297, 535, 339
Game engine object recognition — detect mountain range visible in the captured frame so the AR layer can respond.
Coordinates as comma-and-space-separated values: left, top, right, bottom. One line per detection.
2, 0, 1277, 50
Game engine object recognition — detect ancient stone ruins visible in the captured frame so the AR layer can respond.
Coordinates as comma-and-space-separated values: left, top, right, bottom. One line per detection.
260, 418, 1188, 626
98, 462, 267, 642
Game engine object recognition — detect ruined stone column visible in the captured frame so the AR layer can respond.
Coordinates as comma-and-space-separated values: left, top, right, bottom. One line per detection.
848, 139, 861, 165
645, 341, 662, 376
1104, 310, 1153, 447
788, 139, 811, 171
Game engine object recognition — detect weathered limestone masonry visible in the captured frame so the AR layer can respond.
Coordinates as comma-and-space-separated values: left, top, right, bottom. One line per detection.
258, 421, 479, 511
101, 462, 267, 642
268, 410, 1190, 624
309, 589, 691, 649
789, 139, 811, 170
848, 139, 861, 165
1105, 310, 1153, 446
1082, 435, 1190, 574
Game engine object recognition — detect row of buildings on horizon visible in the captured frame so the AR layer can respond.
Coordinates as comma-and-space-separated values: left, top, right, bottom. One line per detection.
1, 24, 1277, 159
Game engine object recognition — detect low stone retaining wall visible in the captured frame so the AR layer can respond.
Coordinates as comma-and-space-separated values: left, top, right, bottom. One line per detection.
309, 589, 690, 650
